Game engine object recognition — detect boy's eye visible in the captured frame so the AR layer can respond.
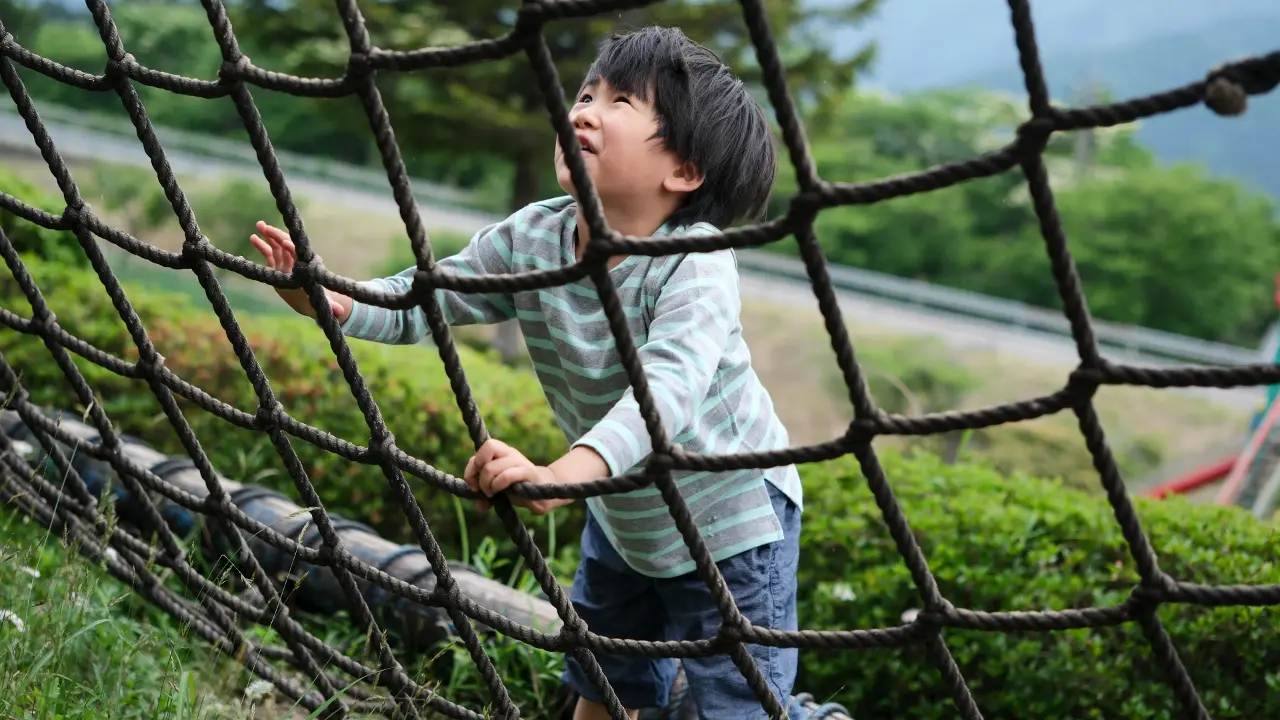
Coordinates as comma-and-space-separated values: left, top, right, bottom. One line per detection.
615, 96, 631, 104
578, 93, 593, 103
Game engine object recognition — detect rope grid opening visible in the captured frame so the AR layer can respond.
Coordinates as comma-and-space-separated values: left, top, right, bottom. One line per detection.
0, 0, 1279, 718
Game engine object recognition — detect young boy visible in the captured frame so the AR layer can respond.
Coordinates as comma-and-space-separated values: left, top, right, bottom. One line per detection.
250, 26, 808, 720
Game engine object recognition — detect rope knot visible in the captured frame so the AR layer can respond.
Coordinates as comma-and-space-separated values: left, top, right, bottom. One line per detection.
411, 268, 435, 299
1015, 116, 1055, 154
786, 189, 823, 225
1204, 53, 1280, 116
254, 401, 286, 434
290, 254, 321, 286
346, 52, 371, 78
33, 309, 58, 334
371, 431, 397, 462
135, 351, 166, 381
1204, 76, 1247, 117
219, 56, 249, 83
1065, 365, 1102, 399
561, 616, 591, 648
60, 201, 87, 229
103, 53, 136, 82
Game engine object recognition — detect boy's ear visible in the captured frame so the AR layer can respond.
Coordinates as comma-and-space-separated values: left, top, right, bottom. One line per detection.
662, 160, 704, 194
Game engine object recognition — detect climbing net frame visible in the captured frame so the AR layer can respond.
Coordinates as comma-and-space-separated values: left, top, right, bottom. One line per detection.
1, 0, 1280, 718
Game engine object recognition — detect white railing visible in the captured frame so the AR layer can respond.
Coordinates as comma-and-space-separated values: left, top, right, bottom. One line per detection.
735, 250, 1269, 368
1, 102, 1273, 369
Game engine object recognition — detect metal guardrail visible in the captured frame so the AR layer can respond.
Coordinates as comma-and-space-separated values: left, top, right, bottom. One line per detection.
0, 102, 1273, 369
0, 101, 489, 214
735, 249, 1270, 368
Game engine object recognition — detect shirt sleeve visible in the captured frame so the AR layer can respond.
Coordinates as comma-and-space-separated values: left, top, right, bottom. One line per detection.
339, 218, 517, 345
571, 248, 740, 476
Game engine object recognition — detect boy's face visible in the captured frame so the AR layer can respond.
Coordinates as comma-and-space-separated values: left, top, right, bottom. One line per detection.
554, 76, 699, 216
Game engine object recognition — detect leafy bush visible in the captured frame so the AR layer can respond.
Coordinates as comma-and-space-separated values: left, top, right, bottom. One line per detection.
375, 228, 474, 278
796, 450, 1280, 719
4, 219, 1276, 717
0, 254, 571, 555
0, 166, 87, 268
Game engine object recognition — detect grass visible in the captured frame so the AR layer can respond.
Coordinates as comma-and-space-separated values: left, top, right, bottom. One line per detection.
0, 481, 573, 719
0, 501, 259, 719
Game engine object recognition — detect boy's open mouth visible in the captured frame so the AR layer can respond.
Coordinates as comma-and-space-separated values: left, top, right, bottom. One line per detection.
575, 133, 596, 154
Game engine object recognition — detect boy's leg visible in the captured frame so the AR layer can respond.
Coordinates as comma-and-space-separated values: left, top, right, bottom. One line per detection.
561, 507, 679, 715
656, 482, 805, 719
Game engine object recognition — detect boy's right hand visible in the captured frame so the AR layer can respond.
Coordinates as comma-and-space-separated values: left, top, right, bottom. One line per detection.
249, 221, 352, 322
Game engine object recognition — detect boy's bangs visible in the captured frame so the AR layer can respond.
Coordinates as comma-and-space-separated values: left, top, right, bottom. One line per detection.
582, 32, 672, 101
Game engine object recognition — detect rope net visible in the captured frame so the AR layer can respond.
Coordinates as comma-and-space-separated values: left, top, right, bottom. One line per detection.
0, 0, 1279, 718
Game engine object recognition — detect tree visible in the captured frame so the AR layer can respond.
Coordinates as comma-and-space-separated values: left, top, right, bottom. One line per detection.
230, 0, 882, 361
763, 84, 1280, 345
231, 0, 880, 212
988, 163, 1280, 345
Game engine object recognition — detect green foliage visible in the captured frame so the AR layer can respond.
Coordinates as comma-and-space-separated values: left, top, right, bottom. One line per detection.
0, 165, 86, 268
0, 498, 570, 718
5, 252, 1277, 717
0, 505, 250, 719
0, 255, 571, 556
188, 176, 300, 270
994, 163, 1280, 346
842, 336, 978, 417
78, 162, 175, 238
796, 451, 1280, 719
770, 89, 1280, 345
374, 228, 474, 278
229, 0, 882, 211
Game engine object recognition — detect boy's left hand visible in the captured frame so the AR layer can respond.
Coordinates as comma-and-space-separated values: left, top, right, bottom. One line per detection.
464, 438, 571, 515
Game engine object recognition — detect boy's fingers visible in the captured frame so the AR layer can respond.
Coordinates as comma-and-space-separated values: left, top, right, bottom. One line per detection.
463, 455, 478, 490
474, 438, 509, 469
488, 466, 534, 497
249, 235, 273, 265
478, 454, 524, 496
259, 222, 291, 244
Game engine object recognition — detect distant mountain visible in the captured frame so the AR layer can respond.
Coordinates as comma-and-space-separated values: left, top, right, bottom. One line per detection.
820, 0, 1280, 198
956, 15, 1280, 198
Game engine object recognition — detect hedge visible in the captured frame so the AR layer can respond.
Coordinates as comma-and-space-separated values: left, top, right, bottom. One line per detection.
3, 256, 1278, 718
798, 452, 1280, 719
0, 254, 571, 553
0, 165, 89, 269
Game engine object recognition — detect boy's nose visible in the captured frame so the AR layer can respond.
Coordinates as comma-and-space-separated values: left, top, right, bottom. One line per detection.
570, 106, 600, 129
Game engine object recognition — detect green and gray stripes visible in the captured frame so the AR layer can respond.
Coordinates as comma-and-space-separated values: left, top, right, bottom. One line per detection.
341, 195, 803, 578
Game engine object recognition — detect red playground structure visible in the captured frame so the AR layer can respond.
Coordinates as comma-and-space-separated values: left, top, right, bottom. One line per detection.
1142, 274, 1280, 518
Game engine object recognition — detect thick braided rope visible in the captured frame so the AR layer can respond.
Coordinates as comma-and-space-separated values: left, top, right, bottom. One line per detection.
0, 0, 1277, 718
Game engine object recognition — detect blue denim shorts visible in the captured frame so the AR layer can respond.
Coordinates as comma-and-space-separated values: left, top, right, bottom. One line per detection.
561, 481, 805, 718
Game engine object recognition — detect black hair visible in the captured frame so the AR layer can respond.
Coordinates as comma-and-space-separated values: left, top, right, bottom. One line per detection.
581, 25, 778, 230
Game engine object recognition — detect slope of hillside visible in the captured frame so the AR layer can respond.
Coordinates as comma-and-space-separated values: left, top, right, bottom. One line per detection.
822, 0, 1279, 90
956, 16, 1280, 198
821, 0, 1280, 198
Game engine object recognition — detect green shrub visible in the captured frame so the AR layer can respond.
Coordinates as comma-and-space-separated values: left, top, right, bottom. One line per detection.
0, 254, 572, 556
796, 450, 1280, 719
375, 228, 474, 278
4, 214, 1277, 717
0, 166, 87, 268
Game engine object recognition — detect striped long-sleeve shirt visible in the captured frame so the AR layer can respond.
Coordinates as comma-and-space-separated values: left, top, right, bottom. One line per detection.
339, 196, 803, 578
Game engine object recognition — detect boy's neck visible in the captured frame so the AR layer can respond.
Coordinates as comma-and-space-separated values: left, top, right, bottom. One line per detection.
574, 200, 677, 269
